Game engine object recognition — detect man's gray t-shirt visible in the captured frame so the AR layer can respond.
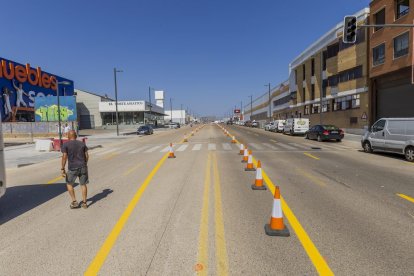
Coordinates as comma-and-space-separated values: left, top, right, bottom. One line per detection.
61, 140, 88, 170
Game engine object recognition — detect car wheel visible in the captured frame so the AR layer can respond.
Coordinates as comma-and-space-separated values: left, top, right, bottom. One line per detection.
317, 135, 322, 142
363, 141, 373, 153
336, 139, 342, 142
405, 146, 414, 162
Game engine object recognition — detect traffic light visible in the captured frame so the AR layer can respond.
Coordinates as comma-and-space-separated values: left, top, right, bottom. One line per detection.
343, 16, 357, 44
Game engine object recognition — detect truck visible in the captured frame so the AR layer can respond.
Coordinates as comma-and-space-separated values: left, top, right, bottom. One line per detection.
283, 118, 309, 135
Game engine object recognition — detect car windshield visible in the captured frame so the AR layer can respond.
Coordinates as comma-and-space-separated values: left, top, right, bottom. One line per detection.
322, 125, 339, 130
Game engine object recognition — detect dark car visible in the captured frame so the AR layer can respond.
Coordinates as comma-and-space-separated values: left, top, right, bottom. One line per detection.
305, 125, 344, 142
137, 125, 154, 135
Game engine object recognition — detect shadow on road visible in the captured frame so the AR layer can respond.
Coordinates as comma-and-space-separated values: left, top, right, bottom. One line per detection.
87, 189, 113, 207
0, 183, 72, 225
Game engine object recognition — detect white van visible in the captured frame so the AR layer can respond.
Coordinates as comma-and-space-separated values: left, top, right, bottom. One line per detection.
283, 118, 309, 135
361, 118, 414, 162
275, 120, 286, 132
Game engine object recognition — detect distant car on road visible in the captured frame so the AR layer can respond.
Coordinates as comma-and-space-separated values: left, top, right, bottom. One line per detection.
137, 125, 154, 135
361, 118, 414, 162
283, 118, 309, 135
305, 125, 344, 142
165, 122, 180, 129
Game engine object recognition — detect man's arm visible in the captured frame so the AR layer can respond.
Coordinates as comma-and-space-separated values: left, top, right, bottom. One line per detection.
61, 152, 68, 176
85, 151, 89, 163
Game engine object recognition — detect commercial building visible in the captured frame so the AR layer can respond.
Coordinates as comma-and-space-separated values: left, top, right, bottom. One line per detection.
369, 0, 414, 121
75, 89, 113, 129
288, 8, 370, 133
164, 109, 187, 124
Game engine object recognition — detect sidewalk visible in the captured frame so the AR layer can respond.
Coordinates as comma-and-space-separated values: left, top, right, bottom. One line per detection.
3, 128, 167, 169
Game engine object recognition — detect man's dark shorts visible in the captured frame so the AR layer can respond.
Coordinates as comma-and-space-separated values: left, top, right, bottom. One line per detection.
66, 167, 89, 185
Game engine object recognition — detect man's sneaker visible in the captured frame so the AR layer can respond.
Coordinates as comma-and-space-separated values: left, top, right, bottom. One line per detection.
81, 201, 88, 209
70, 201, 79, 209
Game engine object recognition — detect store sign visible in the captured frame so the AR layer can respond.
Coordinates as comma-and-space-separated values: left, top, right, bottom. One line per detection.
234, 109, 241, 114
0, 57, 74, 122
34, 96, 77, 122
99, 101, 146, 112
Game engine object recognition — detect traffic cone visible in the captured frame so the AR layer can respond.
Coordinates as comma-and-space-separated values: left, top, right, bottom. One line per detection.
191, 131, 194, 136
168, 143, 176, 159
231, 136, 236, 144
239, 144, 245, 155
251, 160, 266, 190
183, 134, 188, 142
245, 150, 255, 171
264, 186, 290, 237
241, 148, 248, 163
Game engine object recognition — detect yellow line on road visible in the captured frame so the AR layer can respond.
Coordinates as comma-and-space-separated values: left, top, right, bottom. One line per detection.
212, 153, 229, 276
397, 193, 414, 204
304, 152, 320, 160
123, 162, 143, 176
46, 176, 64, 185
296, 169, 326, 187
196, 153, 211, 276
84, 153, 169, 275
251, 157, 333, 276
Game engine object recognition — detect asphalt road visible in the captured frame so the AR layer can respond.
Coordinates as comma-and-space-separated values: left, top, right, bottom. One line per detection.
0, 124, 413, 275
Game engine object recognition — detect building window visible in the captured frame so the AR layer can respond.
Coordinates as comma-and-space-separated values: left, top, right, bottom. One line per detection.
373, 43, 385, 66
311, 59, 315, 76
394, 32, 409, 58
333, 98, 341, 111
327, 43, 340, 59
374, 8, 386, 31
311, 103, 320, 114
311, 84, 315, 100
396, 0, 409, 19
295, 69, 298, 84
352, 94, 360, 108
304, 105, 310, 115
302, 87, 306, 102
302, 64, 306, 80
322, 100, 330, 113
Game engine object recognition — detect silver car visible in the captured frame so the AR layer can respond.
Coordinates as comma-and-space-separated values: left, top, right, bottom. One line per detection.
361, 118, 414, 162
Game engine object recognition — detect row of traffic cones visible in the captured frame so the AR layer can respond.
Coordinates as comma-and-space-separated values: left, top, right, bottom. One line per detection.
219, 125, 290, 237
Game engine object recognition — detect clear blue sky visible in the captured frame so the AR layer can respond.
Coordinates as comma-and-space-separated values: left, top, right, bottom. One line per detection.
2, 0, 369, 117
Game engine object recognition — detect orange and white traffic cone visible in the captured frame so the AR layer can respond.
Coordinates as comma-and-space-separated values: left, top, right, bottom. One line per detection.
191, 131, 194, 136
239, 144, 245, 155
183, 134, 188, 142
168, 143, 176, 159
231, 136, 236, 144
251, 160, 266, 190
245, 150, 255, 171
241, 148, 248, 163
264, 186, 290, 237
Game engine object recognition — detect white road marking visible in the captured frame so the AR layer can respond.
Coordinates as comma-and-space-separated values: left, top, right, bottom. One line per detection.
96, 148, 119, 156
208, 143, 216, 151
177, 145, 188, 152
145, 145, 162, 153
270, 139, 278, 143
289, 143, 309, 150
192, 144, 202, 151
277, 143, 296, 150
262, 143, 278, 150
248, 143, 264, 150
222, 143, 232, 150
160, 146, 170, 153
129, 145, 151, 154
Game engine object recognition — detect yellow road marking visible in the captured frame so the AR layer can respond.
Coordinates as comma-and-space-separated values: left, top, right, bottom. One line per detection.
46, 175, 64, 185
212, 153, 229, 276
397, 193, 414, 204
123, 163, 143, 176
251, 157, 333, 276
84, 153, 169, 275
104, 152, 119, 160
296, 169, 327, 187
304, 152, 320, 160
196, 153, 211, 276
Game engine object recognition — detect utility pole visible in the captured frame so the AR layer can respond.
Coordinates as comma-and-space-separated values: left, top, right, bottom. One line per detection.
249, 95, 253, 121
113, 68, 123, 136
319, 51, 323, 124
180, 104, 183, 125
170, 98, 173, 123
148, 86, 152, 125
266, 83, 271, 121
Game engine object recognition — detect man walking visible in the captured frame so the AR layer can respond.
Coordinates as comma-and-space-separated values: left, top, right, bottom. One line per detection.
61, 130, 89, 209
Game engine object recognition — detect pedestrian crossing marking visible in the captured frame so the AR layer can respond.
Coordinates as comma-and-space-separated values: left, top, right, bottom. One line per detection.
262, 143, 278, 150
276, 143, 296, 150
192, 144, 202, 151
96, 148, 119, 156
177, 145, 188, 152
145, 145, 162, 153
130, 145, 151, 154
222, 143, 232, 150
270, 139, 278, 143
208, 143, 216, 151
160, 146, 170, 153
289, 143, 309, 150
249, 143, 264, 150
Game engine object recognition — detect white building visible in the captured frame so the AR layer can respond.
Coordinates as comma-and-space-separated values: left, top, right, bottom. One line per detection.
75, 89, 113, 129
164, 110, 187, 124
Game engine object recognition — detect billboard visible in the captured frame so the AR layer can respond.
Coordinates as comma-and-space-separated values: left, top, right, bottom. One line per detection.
0, 57, 74, 122
35, 96, 77, 122
234, 109, 241, 114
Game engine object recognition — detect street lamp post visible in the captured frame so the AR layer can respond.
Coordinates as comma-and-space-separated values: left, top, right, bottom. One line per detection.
170, 98, 173, 123
249, 95, 253, 121
265, 83, 271, 121
56, 80, 71, 149
180, 104, 183, 125
113, 68, 123, 136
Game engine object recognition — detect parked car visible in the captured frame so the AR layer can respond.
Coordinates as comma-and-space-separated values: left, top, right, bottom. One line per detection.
165, 122, 180, 129
251, 121, 259, 128
264, 122, 274, 131
137, 125, 154, 135
283, 118, 309, 135
305, 125, 344, 142
273, 120, 286, 132
244, 121, 252, 127
361, 118, 414, 162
